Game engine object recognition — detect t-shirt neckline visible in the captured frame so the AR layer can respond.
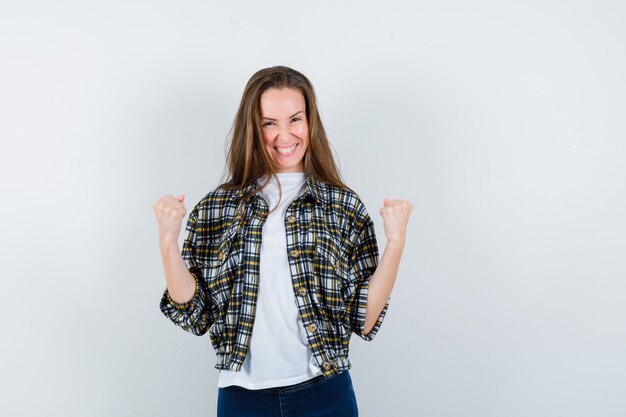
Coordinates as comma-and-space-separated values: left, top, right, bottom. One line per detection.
260, 172, 306, 184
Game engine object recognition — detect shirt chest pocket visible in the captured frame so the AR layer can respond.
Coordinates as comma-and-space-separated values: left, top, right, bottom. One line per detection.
312, 232, 351, 321
195, 226, 241, 295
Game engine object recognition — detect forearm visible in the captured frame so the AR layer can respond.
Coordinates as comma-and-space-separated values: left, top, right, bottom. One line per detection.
363, 239, 404, 334
159, 239, 196, 304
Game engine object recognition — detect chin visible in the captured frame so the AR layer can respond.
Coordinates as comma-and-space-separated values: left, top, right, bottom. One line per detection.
276, 162, 304, 172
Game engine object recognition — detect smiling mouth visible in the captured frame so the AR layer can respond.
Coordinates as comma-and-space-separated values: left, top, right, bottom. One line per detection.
274, 143, 298, 156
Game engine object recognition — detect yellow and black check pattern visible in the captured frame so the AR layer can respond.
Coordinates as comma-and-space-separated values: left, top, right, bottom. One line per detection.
159, 174, 390, 378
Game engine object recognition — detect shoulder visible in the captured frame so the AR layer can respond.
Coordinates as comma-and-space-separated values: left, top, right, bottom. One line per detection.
184, 185, 244, 242
323, 182, 372, 230
200, 185, 238, 205
189, 185, 240, 220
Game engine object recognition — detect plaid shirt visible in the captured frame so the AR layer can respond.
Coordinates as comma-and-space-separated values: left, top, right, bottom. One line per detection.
159, 173, 390, 378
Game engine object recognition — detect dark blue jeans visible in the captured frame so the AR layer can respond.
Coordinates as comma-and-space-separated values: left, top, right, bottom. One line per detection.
217, 370, 359, 417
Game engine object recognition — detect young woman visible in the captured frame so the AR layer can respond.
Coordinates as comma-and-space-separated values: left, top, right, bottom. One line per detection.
153, 66, 412, 417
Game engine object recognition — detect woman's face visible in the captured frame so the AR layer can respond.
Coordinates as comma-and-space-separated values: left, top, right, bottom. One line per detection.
259, 87, 309, 173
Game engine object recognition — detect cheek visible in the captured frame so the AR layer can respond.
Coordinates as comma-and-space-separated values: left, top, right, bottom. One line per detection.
261, 132, 273, 146
295, 125, 308, 139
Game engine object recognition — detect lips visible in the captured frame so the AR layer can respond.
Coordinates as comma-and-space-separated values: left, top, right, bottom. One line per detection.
274, 143, 298, 156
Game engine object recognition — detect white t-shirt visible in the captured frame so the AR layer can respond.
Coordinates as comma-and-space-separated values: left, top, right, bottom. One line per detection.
217, 172, 323, 389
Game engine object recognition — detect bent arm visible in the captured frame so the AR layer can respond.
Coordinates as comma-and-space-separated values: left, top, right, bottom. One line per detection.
158, 209, 212, 336
160, 239, 196, 304
363, 240, 403, 334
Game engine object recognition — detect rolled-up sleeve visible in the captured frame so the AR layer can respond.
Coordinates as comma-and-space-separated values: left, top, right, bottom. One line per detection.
345, 207, 390, 341
159, 207, 212, 336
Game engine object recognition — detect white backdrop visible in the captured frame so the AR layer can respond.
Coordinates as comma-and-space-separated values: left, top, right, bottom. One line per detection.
1, 1, 625, 416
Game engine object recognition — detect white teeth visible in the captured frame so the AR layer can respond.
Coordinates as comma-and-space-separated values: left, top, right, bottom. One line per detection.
276, 145, 296, 154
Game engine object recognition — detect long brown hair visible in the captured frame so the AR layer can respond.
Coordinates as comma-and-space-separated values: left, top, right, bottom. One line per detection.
219, 66, 349, 206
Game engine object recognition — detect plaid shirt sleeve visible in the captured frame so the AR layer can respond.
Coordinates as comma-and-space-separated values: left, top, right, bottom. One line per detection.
159, 206, 213, 336
345, 205, 390, 341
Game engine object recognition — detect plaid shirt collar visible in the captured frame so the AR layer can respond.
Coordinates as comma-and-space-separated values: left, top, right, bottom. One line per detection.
232, 173, 330, 208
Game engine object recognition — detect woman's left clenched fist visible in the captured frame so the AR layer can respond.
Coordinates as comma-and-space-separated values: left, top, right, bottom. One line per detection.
379, 198, 413, 245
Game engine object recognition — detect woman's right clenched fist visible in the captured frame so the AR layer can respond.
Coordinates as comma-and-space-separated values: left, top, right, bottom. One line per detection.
153, 194, 187, 243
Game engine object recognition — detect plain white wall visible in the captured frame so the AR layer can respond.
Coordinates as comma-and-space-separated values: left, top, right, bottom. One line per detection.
1, 1, 625, 416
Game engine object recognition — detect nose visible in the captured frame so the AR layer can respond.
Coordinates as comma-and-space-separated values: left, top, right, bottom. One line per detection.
276, 123, 292, 140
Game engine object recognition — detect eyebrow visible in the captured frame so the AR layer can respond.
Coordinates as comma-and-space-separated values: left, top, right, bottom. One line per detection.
261, 111, 304, 121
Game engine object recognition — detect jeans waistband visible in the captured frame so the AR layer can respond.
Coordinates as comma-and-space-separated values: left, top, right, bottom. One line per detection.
265, 371, 347, 394
273, 374, 326, 392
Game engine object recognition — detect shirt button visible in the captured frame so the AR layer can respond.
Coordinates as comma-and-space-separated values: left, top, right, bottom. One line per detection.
322, 361, 332, 371
297, 286, 307, 296
307, 323, 318, 333
287, 215, 296, 224
218, 251, 226, 261
334, 259, 341, 269
290, 249, 301, 258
